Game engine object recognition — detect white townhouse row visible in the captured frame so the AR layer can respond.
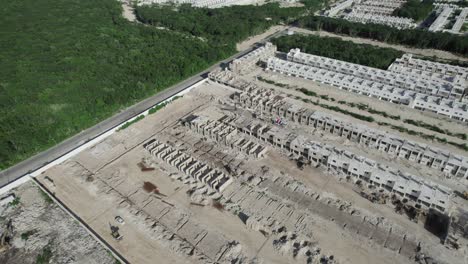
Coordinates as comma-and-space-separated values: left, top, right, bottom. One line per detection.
267, 57, 468, 122
313, 143, 451, 212
229, 42, 277, 74
389, 54, 468, 82
343, 12, 416, 29
287, 49, 465, 99
429, 6, 454, 32
388, 57, 467, 92
449, 8, 468, 33
226, 84, 468, 180
352, 4, 396, 15
358, 0, 405, 9
136, 0, 243, 8
325, 0, 355, 16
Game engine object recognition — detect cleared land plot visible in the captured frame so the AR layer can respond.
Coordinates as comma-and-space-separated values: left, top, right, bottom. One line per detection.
36, 83, 466, 264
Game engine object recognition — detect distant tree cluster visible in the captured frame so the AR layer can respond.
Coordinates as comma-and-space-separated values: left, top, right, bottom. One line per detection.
134, 3, 305, 51
393, 0, 434, 21
272, 34, 404, 69
297, 16, 468, 55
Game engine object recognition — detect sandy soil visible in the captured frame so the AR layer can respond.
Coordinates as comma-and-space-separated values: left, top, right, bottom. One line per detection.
237, 25, 288, 51
33, 83, 467, 264
119, 0, 137, 23
0, 181, 115, 264
36, 94, 300, 264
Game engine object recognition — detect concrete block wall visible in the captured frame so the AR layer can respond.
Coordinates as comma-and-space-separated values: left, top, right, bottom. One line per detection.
143, 139, 233, 192
229, 84, 468, 180
181, 115, 267, 158
204, 100, 452, 212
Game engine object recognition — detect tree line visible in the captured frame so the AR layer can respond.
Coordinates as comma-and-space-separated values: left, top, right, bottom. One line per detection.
272, 34, 404, 69
392, 0, 434, 21
134, 3, 306, 53
297, 16, 468, 56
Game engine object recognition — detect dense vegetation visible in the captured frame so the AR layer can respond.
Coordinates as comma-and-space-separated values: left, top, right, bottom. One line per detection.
135, 3, 304, 51
0, 0, 230, 169
297, 16, 468, 55
1, 0, 330, 169
272, 34, 403, 69
393, 0, 434, 21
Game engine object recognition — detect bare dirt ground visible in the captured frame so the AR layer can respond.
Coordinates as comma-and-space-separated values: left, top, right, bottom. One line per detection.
34, 82, 467, 264
0, 181, 116, 264
291, 27, 468, 62
237, 25, 288, 51
120, 0, 137, 22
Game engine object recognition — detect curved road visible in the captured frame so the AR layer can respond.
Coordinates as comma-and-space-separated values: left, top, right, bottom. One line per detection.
0, 29, 287, 188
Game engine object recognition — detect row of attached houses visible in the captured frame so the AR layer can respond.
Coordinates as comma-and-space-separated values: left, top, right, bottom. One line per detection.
143, 139, 233, 192
181, 115, 267, 158
389, 53, 468, 85
344, 12, 416, 29
229, 42, 277, 74
286, 49, 465, 100
203, 107, 452, 212
228, 84, 468, 180
267, 57, 468, 122
208, 69, 468, 181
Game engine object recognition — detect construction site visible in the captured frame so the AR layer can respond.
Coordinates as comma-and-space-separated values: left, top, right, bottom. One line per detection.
34, 43, 468, 264
0, 182, 117, 264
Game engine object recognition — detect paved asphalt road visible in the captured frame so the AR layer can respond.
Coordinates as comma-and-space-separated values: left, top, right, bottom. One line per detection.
0, 29, 287, 188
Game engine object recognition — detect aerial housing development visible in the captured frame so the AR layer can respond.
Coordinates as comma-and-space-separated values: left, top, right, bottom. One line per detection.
324, 0, 468, 33
3, 41, 461, 264
268, 49, 468, 122
1, 1, 468, 264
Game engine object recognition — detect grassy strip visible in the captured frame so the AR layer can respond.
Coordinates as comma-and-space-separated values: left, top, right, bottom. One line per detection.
403, 119, 467, 140
271, 83, 468, 151
378, 122, 468, 151
258, 77, 467, 143
257, 77, 399, 121
118, 115, 145, 131
148, 96, 182, 114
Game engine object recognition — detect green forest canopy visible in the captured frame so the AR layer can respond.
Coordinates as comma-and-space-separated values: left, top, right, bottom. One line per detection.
297, 16, 468, 56
272, 34, 404, 69
134, 3, 304, 50
0, 0, 328, 169
393, 0, 434, 21
0, 0, 230, 169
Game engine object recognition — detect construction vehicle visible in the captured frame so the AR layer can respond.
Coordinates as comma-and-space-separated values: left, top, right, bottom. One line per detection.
109, 223, 123, 240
